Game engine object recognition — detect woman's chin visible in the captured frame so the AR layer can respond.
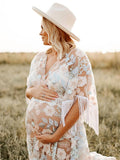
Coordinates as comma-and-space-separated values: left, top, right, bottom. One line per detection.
43, 42, 50, 45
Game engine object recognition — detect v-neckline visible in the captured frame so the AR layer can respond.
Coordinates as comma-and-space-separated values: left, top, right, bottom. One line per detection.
43, 47, 76, 80
44, 53, 60, 80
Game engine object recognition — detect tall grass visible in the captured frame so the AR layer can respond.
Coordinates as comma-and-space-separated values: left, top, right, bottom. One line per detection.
87, 52, 120, 69
0, 51, 120, 69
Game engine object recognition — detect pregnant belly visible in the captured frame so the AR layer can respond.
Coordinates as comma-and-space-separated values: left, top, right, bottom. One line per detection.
25, 98, 61, 137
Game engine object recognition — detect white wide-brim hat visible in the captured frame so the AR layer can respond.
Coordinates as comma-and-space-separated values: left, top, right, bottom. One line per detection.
32, 3, 80, 42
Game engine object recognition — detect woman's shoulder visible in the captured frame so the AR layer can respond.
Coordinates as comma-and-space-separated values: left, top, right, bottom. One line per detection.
72, 47, 87, 58
75, 47, 91, 63
68, 47, 86, 59
68, 47, 89, 63
68, 47, 91, 70
66, 47, 84, 72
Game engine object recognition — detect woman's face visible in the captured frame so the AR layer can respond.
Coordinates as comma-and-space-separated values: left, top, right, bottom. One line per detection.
39, 24, 50, 45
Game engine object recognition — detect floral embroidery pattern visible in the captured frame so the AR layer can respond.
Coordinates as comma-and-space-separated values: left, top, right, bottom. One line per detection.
43, 105, 56, 116
57, 148, 66, 160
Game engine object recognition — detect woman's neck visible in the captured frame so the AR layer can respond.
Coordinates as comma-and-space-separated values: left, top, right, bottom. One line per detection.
47, 47, 57, 57
51, 47, 57, 56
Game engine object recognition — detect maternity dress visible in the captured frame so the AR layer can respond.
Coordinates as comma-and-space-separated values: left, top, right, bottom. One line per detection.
25, 47, 116, 160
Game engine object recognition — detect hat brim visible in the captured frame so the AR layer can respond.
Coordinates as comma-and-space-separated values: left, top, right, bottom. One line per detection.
32, 6, 80, 42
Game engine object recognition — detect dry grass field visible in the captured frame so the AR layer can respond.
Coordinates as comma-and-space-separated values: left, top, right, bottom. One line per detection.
0, 52, 120, 160
0, 51, 120, 69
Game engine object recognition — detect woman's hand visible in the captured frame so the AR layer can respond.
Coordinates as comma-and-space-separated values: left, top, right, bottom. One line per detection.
26, 82, 59, 102
35, 133, 57, 144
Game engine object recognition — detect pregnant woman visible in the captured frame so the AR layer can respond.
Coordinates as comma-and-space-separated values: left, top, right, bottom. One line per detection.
25, 3, 116, 160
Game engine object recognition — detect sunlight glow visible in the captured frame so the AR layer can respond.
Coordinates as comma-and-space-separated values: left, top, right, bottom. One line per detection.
0, 0, 120, 53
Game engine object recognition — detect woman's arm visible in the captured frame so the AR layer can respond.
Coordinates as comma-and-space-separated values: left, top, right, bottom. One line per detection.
52, 99, 80, 142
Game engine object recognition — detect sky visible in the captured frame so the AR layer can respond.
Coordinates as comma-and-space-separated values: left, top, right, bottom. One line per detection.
0, 0, 120, 53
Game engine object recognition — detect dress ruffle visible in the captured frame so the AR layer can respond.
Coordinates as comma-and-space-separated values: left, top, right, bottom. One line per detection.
59, 99, 74, 127
74, 95, 99, 135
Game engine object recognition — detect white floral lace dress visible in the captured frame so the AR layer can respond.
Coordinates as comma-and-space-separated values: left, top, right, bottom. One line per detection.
25, 47, 116, 160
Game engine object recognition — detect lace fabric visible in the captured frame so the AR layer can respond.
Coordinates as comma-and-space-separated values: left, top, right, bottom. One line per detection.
25, 48, 116, 160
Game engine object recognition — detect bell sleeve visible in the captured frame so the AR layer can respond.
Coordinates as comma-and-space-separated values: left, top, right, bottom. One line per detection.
74, 50, 99, 135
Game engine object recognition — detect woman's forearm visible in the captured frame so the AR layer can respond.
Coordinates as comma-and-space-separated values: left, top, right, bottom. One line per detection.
53, 99, 80, 141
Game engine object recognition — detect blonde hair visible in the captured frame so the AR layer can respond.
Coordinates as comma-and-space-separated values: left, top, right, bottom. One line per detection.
42, 17, 76, 60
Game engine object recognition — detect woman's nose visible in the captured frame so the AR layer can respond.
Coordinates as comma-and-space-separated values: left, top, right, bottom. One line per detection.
39, 29, 43, 36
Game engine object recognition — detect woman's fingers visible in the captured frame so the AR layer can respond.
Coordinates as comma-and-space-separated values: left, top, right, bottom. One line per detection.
41, 84, 58, 98
44, 90, 58, 99
41, 90, 58, 100
40, 89, 58, 101
40, 93, 56, 102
